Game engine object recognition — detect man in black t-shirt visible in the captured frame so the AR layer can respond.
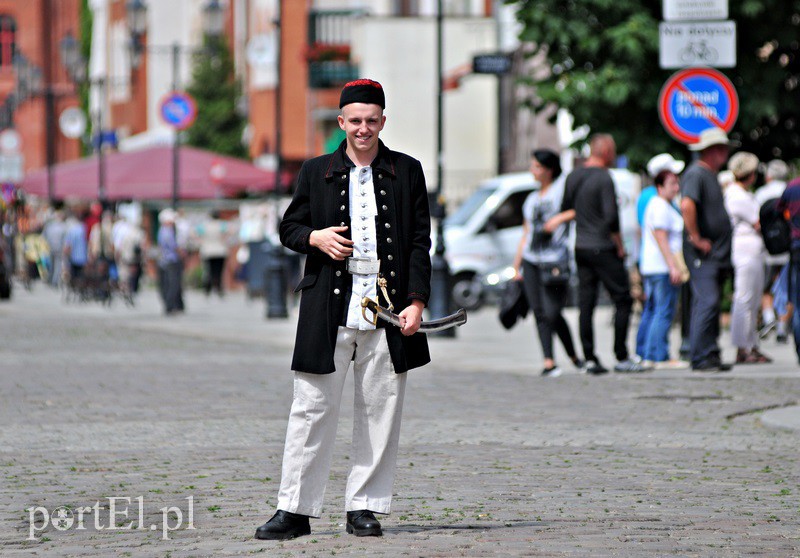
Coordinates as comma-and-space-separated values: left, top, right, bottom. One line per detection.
681, 127, 736, 371
546, 134, 642, 374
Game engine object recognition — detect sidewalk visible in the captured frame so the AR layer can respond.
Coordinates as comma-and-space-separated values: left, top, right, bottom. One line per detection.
4, 284, 800, 428
2, 284, 800, 556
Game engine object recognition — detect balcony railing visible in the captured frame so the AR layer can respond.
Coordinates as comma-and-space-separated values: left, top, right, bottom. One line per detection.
308, 61, 359, 89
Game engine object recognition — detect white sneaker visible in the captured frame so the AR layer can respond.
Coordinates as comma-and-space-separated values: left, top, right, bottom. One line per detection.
541, 365, 563, 377
653, 359, 691, 370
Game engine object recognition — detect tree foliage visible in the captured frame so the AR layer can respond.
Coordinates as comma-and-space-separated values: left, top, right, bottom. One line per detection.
185, 36, 247, 159
510, 0, 800, 171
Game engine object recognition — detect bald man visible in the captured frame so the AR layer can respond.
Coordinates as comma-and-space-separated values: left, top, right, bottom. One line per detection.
546, 134, 642, 374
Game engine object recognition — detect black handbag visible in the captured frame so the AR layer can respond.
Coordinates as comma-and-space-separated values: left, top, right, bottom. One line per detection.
498, 279, 529, 330
538, 262, 570, 287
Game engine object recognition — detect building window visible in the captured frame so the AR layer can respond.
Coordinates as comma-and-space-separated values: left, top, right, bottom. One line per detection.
0, 15, 16, 70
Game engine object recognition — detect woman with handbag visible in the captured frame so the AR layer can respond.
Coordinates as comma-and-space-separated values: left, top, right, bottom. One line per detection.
636, 169, 690, 369
512, 149, 582, 377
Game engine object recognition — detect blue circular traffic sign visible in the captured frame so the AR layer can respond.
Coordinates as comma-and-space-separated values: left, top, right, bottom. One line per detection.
160, 91, 197, 130
658, 68, 739, 145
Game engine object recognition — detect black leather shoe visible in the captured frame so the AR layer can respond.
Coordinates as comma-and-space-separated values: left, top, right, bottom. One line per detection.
254, 510, 311, 540
692, 358, 732, 372
346, 510, 382, 537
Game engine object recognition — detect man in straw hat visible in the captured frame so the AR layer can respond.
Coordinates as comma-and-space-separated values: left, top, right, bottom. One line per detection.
255, 79, 432, 540
681, 127, 739, 371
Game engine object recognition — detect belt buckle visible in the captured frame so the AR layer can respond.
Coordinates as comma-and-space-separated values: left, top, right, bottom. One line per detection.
346, 257, 380, 275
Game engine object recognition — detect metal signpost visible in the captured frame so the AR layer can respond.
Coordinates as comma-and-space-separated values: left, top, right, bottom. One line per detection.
160, 92, 197, 130
658, 67, 739, 145
159, 91, 198, 209
472, 53, 512, 75
659, 0, 734, 70
663, 0, 728, 21
659, 20, 736, 68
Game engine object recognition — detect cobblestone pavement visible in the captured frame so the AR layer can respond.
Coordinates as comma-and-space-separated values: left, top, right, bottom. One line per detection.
2, 285, 800, 557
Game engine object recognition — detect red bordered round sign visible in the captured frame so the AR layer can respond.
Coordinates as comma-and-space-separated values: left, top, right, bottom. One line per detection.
658, 68, 739, 145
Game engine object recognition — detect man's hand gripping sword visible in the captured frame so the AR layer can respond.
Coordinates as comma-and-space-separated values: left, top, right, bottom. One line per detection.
360, 297, 468, 334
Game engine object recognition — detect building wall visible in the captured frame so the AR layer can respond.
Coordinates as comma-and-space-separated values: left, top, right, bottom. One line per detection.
354, 16, 498, 204
0, 0, 82, 176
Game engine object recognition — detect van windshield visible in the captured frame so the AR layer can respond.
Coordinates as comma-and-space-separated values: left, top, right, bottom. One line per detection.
445, 187, 497, 227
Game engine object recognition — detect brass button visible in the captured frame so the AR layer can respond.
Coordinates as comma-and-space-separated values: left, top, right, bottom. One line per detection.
335, 271, 341, 277
334, 288, 341, 295
387, 255, 393, 261
386, 238, 392, 243
382, 205, 388, 210
340, 190, 346, 196
391, 289, 396, 295
380, 190, 386, 196
340, 205, 345, 211
341, 174, 347, 179
390, 271, 395, 277
340, 221, 346, 226
378, 174, 383, 179
385, 223, 391, 229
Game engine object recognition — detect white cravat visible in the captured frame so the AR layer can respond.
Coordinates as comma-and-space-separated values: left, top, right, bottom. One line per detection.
346, 166, 378, 330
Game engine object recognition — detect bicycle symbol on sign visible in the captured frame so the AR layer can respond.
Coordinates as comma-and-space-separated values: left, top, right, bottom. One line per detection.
679, 40, 718, 65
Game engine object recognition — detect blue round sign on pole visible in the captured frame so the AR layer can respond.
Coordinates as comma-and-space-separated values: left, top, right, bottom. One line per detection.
160, 91, 198, 130
658, 68, 739, 145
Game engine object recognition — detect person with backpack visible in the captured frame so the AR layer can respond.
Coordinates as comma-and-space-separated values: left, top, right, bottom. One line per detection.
778, 176, 800, 364
724, 152, 772, 364
755, 160, 792, 342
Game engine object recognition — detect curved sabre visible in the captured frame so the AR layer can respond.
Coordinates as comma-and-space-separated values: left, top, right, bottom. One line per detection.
361, 297, 468, 333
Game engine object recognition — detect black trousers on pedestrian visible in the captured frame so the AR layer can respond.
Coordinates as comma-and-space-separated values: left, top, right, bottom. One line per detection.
521, 260, 578, 361
575, 247, 632, 363
204, 257, 225, 296
159, 261, 184, 313
687, 258, 726, 366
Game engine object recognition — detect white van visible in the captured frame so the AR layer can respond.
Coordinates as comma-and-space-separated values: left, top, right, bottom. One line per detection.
438, 169, 640, 309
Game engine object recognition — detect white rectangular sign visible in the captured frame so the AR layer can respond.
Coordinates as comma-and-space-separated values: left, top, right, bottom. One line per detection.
0, 154, 23, 183
663, 0, 728, 21
659, 21, 736, 69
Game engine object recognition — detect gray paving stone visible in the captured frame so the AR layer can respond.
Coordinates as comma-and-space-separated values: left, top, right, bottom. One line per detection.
1, 285, 800, 556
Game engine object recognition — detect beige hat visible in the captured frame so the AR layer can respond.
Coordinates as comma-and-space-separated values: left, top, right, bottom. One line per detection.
728, 151, 760, 180
688, 127, 740, 152
646, 153, 685, 177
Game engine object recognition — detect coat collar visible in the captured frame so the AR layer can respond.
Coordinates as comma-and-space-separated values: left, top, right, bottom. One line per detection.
324, 140, 396, 179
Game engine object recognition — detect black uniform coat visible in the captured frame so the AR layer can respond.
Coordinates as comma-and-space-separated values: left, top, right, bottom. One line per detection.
279, 140, 432, 374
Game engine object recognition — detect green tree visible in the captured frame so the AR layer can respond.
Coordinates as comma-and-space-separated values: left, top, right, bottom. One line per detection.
510, 0, 800, 171
185, 35, 246, 159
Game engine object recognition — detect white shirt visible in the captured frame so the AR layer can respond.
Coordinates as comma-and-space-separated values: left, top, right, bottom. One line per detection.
724, 182, 766, 265
346, 165, 379, 330
754, 179, 787, 207
640, 195, 683, 275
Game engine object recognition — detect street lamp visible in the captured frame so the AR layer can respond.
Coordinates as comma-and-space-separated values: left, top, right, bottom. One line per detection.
265, 0, 288, 319
59, 31, 108, 206
429, 0, 455, 337
125, 0, 224, 209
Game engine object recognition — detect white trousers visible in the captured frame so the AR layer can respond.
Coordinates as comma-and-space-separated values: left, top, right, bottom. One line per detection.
731, 254, 765, 350
276, 326, 407, 518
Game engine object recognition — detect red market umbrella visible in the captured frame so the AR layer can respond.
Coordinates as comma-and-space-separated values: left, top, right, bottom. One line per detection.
21, 145, 288, 201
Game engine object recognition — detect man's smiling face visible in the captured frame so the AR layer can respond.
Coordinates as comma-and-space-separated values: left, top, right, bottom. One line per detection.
338, 103, 386, 157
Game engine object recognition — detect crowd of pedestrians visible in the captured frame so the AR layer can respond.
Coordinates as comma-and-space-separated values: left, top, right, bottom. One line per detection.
0, 200, 242, 314
515, 127, 800, 376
